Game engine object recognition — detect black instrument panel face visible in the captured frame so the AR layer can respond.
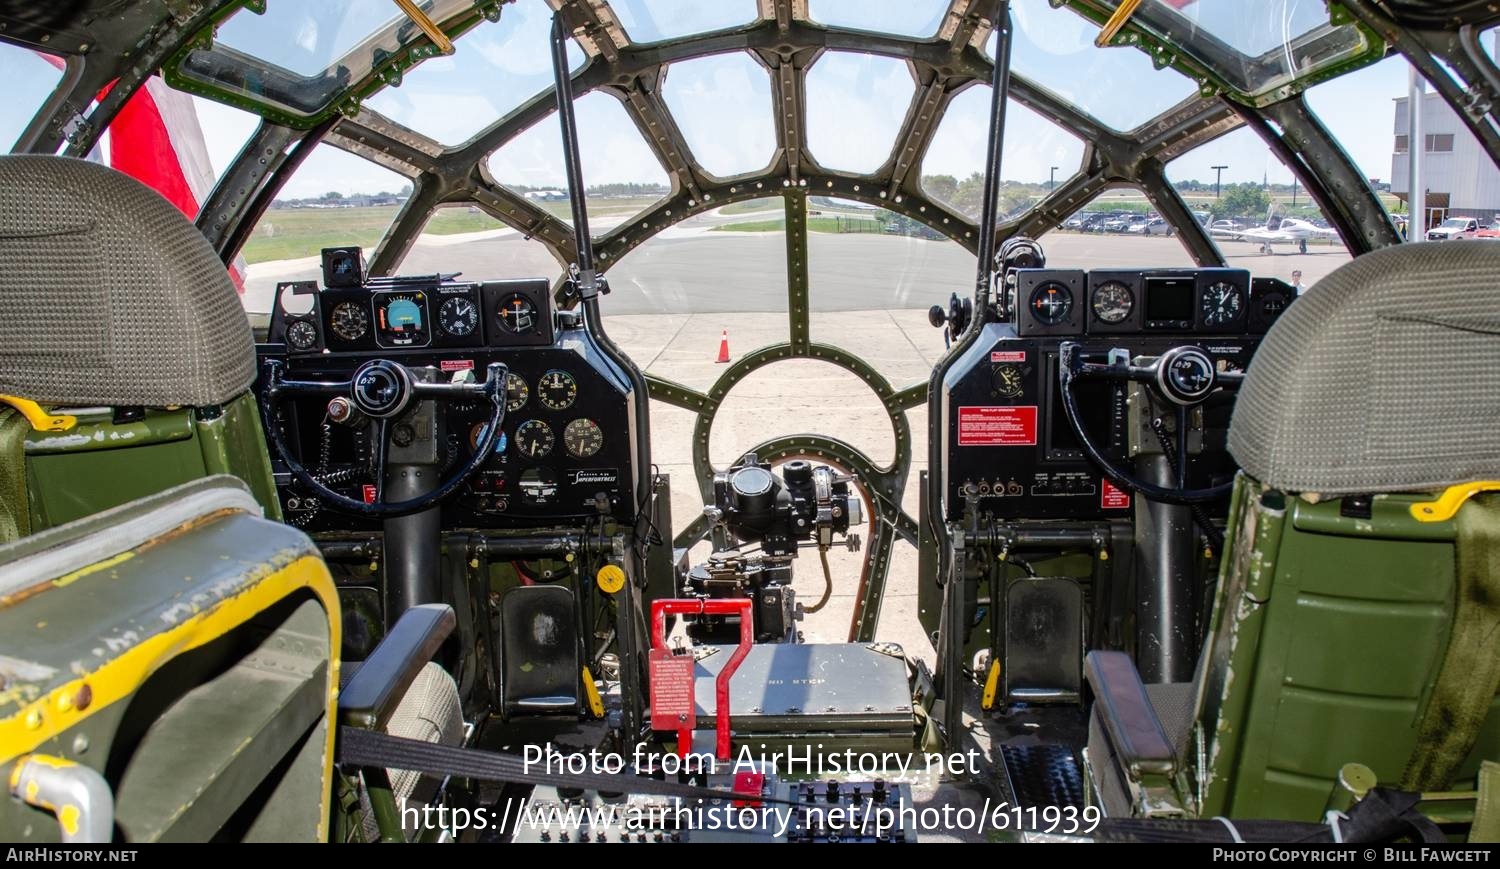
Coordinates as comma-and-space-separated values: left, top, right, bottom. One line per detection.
261, 277, 633, 532
941, 324, 1256, 520
1016, 267, 1253, 337
272, 277, 555, 356
942, 265, 1271, 523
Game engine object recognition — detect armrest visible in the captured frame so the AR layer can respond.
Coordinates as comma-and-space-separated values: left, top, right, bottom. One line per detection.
339, 604, 455, 730
1084, 650, 1178, 778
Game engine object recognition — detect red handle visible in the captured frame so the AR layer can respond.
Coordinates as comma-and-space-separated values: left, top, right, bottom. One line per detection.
650, 598, 754, 760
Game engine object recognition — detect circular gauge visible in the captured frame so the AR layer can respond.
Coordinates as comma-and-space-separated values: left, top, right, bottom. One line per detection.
1028, 281, 1074, 326
329, 301, 369, 341
991, 364, 1024, 399
564, 418, 604, 458
505, 371, 530, 412
286, 319, 318, 351
496, 293, 538, 333
537, 369, 577, 411
468, 422, 508, 456
1091, 280, 1134, 324
514, 419, 555, 458
439, 296, 479, 337
1200, 281, 1244, 327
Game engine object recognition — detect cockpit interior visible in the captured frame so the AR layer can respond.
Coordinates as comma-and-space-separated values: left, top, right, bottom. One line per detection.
2, 0, 1500, 847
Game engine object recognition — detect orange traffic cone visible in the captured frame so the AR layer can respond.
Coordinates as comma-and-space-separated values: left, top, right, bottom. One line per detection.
715, 329, 731, 364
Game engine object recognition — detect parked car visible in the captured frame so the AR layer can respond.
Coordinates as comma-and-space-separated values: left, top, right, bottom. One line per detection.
1473, 218, 1500, 239
1081, 213, 1117, 232
1208, 219, 1245, 237
1099, 214, 1134, 233
1428, 216, 1481, 240
1127, 216, 1173, 236
1063, 211, 1098, 230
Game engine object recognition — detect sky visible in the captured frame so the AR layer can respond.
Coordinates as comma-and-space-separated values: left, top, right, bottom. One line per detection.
0, 0, 1473, 201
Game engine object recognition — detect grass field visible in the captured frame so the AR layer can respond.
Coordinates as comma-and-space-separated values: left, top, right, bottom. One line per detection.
720, 199, 782, 215
242, 196, 662, 264
712, 215, 884, 234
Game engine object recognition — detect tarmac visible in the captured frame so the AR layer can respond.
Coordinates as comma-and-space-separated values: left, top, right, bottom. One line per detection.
244, 211, 1354, 665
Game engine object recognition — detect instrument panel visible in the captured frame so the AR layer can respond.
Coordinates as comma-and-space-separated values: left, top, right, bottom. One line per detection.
941, 266, 1279, 522
261, 274, 636, 532
1014, 267, 1271, 337
277, 276, 555, 355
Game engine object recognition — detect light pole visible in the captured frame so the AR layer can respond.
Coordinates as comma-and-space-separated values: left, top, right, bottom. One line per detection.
1049, 165, 1059, 192
1212, 165, 1229, 199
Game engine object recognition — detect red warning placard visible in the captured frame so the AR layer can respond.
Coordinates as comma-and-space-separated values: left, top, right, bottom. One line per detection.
1101, 480, 1131, 509
990, 350, 1027, 363
649, 648, 696, 730
958, 406, 1037, 446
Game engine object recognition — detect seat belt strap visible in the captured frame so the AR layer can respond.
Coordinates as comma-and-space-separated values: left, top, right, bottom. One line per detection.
0, 407, 31, 543
1402, 493, 1500, 791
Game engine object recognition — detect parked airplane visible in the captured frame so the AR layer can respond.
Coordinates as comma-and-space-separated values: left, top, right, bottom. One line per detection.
1221, 212, 1341, 254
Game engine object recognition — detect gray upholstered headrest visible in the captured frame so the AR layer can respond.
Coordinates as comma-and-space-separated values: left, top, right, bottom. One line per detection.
0, 156, 253, 407
1228, 240, 1500, 495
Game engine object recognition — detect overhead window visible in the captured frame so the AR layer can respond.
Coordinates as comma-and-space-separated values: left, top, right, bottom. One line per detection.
610, 0, 758, 44
805, 52, 915, 175
364, 0, 585, 147
806, 0, 949, 39
1006, 0, 1200, 132
659, 52, 776, 179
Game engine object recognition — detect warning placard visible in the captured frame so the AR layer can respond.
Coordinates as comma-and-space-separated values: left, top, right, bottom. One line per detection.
1101, 480, 1131, 509
990, 350, 1027, 363
649, 648, 696, 729
958, 406, 1037, 446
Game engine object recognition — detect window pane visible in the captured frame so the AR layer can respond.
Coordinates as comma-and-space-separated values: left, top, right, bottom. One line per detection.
190, 95, 261, 179
660, 52, 776, 178
241, 145, 410, 313
486, 91, 670, 230
806, 0, 948, 38
921, 85, 1084, 220
1152, 0, 1339, 58
709, 359, 896, 468
1168, 127, 1351, 288
395, 205, 561, 278
603, 197, 787, 392
805, 52, 914, 175
1009, 0, 1199, 132
1041, 191, 1196, 271
1305, 55, 1434, 237
0, 44, 63, 152
806, 201, 974, 388
364, 0, 584, 146
610, 0, 758, 44
216, 0, 401, 77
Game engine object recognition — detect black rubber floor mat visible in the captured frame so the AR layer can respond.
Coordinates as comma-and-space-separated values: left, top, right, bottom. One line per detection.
999, 743, 1085, 810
